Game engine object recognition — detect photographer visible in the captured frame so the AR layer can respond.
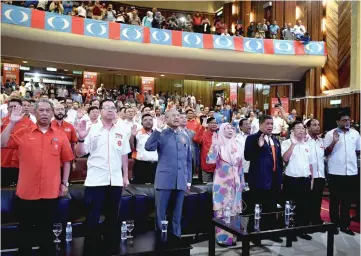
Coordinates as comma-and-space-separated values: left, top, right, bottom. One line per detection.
49, 0, 64, 14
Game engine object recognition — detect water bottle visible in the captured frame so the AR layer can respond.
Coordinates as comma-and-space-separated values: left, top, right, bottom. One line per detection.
121, 221, 127, 241
224, 206, 231, 224
65, 222, 72, 242
254, 204, 260, 219
285, 201, 290, 227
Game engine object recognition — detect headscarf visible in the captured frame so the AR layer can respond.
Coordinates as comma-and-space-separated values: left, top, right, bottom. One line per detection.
217, 123, 242, 165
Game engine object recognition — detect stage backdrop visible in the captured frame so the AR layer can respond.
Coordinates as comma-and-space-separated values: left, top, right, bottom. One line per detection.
2, 63, 20, 84
141, 77, 155, 93
83, 72, 97, 88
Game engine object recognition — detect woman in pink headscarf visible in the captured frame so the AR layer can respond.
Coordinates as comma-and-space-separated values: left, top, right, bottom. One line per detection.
207, 123, 245, 246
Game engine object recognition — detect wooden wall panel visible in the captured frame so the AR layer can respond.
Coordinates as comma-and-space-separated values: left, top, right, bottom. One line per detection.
272, 1, 285, 27
338, 0, 351, 88
284, 1, 296, 24
241, 1, 252, 32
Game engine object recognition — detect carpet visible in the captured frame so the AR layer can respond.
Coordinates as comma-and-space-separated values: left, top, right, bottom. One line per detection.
321, 198, 360, 233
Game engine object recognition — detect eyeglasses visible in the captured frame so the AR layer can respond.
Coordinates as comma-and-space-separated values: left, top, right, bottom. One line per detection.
340, 119, 351, 122
101, 106, 117, 111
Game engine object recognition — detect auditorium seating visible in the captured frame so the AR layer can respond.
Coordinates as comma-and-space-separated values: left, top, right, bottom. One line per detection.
0, 183, 214, 250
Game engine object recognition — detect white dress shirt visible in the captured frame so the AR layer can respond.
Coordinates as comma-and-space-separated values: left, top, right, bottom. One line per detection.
117, 119, 142, 139
281, 139, 312, 178
235, 131, 250, 173
306, 136, 325, 178
134, 129, 158, 162
250, 118, 259, 134
272, 117, 287, 134
64, 108, 77, 125
84, 122, 131, 187
324, 128, 361, 176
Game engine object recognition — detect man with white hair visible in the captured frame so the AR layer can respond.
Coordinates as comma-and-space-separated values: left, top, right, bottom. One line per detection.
145, 109, 192, 237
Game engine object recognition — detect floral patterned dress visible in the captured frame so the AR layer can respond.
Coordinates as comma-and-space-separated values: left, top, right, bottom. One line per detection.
207, 145, 244, 245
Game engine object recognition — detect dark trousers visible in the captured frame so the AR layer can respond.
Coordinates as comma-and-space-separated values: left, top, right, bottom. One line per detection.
328, 174, 355, 229
310, 178, 325, 224
1, 167, 19, 186
283, 175, 311, 226
244, 172, 249, 183
83, 186, 123, 255
17, 198, 57, 256
133, 160, 157, 184
155, 189, 185, 238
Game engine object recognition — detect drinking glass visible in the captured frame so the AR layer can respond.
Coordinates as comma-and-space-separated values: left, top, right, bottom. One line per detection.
161, 220, 168, 233
126, 220, 135, 238
289, 201, 296, 226
53, 223, 62, 243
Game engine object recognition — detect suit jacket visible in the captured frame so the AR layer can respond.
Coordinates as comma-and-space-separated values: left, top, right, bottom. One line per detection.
244, 131, 283, 190
145, 128, 192, 191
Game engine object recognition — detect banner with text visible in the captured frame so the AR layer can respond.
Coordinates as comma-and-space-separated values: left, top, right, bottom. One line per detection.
270, 97, 289, 114
2, 63, 20, 85
244, 84, 254, 105
141, 77, 155, 93
83, 72, 97, 88
229, 83, 238, 106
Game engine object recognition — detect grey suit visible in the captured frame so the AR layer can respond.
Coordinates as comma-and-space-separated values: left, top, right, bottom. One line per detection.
145, 127, 192, 237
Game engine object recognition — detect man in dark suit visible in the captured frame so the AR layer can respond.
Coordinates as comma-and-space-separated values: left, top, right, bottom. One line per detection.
244, 115, 283, 242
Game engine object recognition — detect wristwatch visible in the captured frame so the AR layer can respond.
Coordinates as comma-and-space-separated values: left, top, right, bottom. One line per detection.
61, 181, 69, 187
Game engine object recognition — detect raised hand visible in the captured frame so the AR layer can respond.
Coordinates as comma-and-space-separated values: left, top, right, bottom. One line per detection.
332, 130, 339, 143
131, 124, 138, 137
10, 105, 24, 124
258, 133, 265, 147
290, 132, 298, 145
75, 120, 90, 140
157, 116, 165, 130
202, 117, 208, 128
77, 109, 84, 119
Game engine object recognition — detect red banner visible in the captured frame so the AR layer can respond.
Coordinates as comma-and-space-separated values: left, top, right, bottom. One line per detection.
229, 83, 238, 106
141, 77, 154, 93
2, 63, 20, 85
271, 97, 289, 114
244, 84, 253, 105
83, 72, 97, 88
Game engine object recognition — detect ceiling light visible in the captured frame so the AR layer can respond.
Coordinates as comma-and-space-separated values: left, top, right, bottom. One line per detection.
46, 67, 57, 72
20, 66, 30, 71
64, 69, 68, 71
160, 74, 165, 77
61, 76, 64, 79
22, 61, 28, 64
34, 73, 40, 77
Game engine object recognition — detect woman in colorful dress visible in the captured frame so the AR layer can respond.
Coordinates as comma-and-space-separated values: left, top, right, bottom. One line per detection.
207, 123, 245, 246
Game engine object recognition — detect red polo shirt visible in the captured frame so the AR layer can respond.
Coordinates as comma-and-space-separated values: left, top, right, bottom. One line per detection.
1, 115, 35, 168
6, 125, 74, 200
193, 126, 216, 173
186, 119, 201, 133
51, 119, 78, 144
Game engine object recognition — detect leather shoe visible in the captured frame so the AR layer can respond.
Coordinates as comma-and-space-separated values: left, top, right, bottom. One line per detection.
292, 236, 298, 242
270, 237, 283, 243
340, 228, 355, 236
299, 233, 312, 240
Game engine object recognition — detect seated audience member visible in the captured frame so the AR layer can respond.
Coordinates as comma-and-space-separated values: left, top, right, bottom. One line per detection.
1, 99, 73, 255
193, 117, 217, 182
130, 114, 158, 184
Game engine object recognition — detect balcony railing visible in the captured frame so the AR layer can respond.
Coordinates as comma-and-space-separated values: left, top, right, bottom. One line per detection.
1, 3, 326, 56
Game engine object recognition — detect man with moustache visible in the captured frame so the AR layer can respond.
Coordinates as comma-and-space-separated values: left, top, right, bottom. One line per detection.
1, 99, 73, 255
130, 113, 158, 184
324, 111, 360, 235
244, 115, 283, 243
282, 121, 313, 240
75, 99, 130, 255
51, 103, 78, 151
306, 119, 325, 225
145, 109, 192, 237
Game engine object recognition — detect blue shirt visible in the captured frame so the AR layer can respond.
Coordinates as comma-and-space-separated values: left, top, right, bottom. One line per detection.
220, 109, 231, 122
232, 118, 241, 133
62, 1, 73, 15
270, 24, 280, 34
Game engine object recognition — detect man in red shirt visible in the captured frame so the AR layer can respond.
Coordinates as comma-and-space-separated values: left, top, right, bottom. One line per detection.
1, 99, 74, 256
1, 98, 35, 186
186, 109, 201, 132
51, 103, 78, 151
193, 117, 218, 182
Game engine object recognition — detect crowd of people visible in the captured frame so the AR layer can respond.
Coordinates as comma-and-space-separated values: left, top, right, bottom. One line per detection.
1, 80, 360, 254
3, 1, 310, 41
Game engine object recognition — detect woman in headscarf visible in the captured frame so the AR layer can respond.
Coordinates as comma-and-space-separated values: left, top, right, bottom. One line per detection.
142, 11, 153, 27
207, 123, 245, 246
